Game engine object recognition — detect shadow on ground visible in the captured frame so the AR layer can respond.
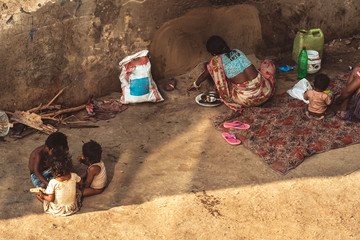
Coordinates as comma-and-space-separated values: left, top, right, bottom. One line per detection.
1, 46, 360, 220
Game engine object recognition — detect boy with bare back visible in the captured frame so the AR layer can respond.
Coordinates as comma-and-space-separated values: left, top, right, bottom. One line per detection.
29, 132, 69, 188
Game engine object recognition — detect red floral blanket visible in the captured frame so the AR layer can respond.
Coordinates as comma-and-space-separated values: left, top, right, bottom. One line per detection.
211, 73, 360, 174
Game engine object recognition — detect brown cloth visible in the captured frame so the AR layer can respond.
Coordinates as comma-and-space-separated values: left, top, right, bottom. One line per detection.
84, 97, 128, 122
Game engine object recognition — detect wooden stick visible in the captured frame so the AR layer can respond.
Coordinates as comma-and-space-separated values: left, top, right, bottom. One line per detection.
27, 87, 66, 112
45, 87, 67, 108
41, 116, 60, 121
65, 121, 88, 124
28, 104, 42, 113
40, 105, 85, 118
28, 105, 61, 113
62, 115, 77, 122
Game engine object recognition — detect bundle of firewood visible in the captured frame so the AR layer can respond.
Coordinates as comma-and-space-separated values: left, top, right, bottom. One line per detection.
5, 87, 92, 136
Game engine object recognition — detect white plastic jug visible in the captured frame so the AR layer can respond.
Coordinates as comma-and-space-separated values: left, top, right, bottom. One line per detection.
306, 50, 321, 74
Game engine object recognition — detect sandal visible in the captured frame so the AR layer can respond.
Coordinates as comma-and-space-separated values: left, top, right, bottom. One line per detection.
223, 121, 250, 129
165, 78, 176, 91
222, 132, 241, 145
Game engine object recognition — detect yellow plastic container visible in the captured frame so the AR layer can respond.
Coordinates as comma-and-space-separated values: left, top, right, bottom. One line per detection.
292, 29, 324, 62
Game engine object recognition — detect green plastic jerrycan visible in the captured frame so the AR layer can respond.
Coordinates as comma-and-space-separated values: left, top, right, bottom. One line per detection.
292, 29, 324, 62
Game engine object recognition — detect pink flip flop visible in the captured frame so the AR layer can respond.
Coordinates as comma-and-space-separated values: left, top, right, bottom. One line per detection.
222, 132, 241, 145
223, 121, 250, 129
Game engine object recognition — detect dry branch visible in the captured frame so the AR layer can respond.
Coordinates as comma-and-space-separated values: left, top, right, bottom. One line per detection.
41, 116, 61, 121
65, 121, 88, 124
27, 87, 67, 113
62, 115, 77, 122
28, 104, 62, 113
45, 87, 67, 108
27, 104, 42, 113
5, 87, 89, 136
40, 105, 85, 118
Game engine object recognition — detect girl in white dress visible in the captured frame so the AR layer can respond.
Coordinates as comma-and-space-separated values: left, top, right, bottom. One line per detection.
36, 152, 81, 216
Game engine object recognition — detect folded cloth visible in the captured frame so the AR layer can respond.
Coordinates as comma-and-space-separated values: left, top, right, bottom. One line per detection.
85, 96, 128, 122
343, 93, 360, 121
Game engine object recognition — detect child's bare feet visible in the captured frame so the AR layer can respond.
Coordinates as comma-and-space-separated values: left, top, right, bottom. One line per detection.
336, 110, 347, 120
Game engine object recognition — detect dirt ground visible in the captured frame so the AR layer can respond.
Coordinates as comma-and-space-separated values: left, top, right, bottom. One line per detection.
1, 37, 360, 239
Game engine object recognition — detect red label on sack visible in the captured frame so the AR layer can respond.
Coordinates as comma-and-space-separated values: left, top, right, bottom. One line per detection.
124, 56, 149, 70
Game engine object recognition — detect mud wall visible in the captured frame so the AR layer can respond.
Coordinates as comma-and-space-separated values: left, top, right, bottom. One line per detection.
149, 5, 263, 79
0, 0, 359, 111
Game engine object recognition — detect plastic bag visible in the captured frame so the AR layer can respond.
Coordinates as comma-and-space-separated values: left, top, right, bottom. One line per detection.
278, 65, 294, 72
119, 50, 163, 104
286, 78, 312, 104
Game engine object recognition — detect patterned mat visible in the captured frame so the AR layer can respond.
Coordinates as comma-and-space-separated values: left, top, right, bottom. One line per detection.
211, 73, 360, 174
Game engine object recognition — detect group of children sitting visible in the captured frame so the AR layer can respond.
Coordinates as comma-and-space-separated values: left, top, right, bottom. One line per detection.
28, 132, 107, 216
24, 71, 350, 217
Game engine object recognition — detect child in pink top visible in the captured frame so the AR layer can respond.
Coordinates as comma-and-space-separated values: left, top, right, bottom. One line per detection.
303, 74, 333, 120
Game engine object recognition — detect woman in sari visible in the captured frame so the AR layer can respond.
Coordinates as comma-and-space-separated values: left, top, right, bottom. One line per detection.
332, 66, 360, 120
187, 36, 276, 113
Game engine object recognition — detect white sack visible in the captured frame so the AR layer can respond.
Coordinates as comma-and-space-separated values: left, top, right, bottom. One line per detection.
119, 50, 163, 104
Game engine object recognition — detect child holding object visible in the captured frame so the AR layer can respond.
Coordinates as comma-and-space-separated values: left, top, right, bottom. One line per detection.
78, 140, 107, 197
303, 74, 334, 120
36, 151, 82, 216
29, 132, 69, 188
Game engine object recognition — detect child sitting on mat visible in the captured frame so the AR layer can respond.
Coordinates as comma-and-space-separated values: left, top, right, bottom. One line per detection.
78, 140, 107, 197
303, 74, 334, 120
36, 151, 82, 216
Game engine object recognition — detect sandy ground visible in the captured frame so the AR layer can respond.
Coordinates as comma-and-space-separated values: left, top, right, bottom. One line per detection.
1, 40, 360, 239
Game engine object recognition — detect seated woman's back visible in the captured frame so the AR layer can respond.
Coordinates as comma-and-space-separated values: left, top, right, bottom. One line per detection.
221, 49, 258, 84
